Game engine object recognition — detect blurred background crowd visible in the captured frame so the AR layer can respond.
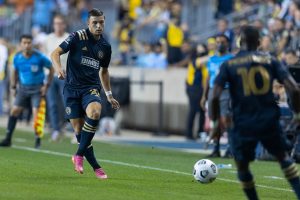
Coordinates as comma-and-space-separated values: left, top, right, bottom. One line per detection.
0, 0, 299, 141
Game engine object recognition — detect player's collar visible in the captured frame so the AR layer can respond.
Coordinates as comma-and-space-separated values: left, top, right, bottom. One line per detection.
86, 28, 103, 42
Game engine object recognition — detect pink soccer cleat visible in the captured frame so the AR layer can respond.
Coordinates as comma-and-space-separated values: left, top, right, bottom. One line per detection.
72, 155, 84, 174
94, 168, 108, 179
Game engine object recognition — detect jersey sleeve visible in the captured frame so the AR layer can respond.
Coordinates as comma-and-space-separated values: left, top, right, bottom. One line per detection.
272, 58, 289, 83
102, 44, 112, 68
59, 32, 78, 53
214, 62, 229, 87
40, 53, 52, 69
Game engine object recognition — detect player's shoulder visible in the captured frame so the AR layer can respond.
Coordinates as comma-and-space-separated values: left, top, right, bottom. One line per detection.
75, 29, 89, 41
13, 51, 23, 61
32, 49, 45, 57
99, 35, 112, 52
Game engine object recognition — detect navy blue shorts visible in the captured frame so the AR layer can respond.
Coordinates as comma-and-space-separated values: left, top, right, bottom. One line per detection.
63, 86, 102, 119
229, 123, 288, 162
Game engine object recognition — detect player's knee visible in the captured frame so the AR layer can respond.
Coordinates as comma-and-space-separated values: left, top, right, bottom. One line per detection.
87, 110, 101, 120
72, 124, 83, 133
10, 107, 22, 117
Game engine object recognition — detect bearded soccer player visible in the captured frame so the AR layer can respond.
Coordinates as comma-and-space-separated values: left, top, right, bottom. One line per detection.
211, 25, 300, 200
51, 9, 120, 179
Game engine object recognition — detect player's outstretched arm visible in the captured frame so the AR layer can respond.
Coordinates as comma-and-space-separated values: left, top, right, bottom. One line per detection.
283, 76, 300, 114
99, 68, 120, 110
51, 47, 66, 80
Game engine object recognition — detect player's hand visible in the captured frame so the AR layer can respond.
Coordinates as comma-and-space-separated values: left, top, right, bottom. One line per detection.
107, 96, 120, 110
11, 88, 17, 97
40, 85, 48, 97
57, 69, 66, 80
200, 97, 206, 110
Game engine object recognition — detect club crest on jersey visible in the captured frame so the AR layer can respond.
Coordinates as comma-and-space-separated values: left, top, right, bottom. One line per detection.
98, 51, 104, 59
65, 107, 71, 115
90, 89, 100, 97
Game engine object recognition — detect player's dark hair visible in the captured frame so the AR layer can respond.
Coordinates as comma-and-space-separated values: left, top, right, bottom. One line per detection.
240, 25, 260, 50
88, 8, 104, 19
216, 33, 230, 43
20, 34, 33, 42
285, 48, 297, 56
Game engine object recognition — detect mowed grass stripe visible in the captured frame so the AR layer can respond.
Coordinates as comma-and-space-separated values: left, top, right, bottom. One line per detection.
13, 145, 293, 193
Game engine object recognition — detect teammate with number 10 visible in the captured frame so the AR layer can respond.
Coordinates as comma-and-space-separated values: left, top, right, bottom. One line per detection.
51, 8, 120, 179
211, 26, 300, 200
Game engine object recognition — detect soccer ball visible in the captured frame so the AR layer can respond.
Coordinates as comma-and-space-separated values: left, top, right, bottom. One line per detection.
193, 159, 218, 184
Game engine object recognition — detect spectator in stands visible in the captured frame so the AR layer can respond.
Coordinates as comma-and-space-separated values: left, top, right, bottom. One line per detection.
259, 35, 275, 55
151, 42, 167, 69
164, 17, 185, 64
43, 14, 69, 141
169, 40, 191, 68
271, 18, 291, 54
32, 0, 55, 32
117, 14, 135, 65
136, 43, 155, 68
207, 37, 217, 56
215, 0, 234, 18
216, 19, 234, 49
289, 27, 300, 54
253, 19, 269, 36
0, 39, 8, 116
285, 49, 300, 67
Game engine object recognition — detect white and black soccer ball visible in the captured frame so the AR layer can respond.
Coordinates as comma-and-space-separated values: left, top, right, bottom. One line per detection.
193, 159, 218, 184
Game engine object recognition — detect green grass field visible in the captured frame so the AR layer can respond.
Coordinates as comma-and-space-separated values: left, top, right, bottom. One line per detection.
0, 128, 298, 200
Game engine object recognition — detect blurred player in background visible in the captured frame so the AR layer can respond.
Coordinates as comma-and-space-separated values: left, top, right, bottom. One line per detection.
201, 34, 233, 157
43, 14, 69, 141
51, 8, 119, 179
211, 25, 300, 200
0, 34, 54, 148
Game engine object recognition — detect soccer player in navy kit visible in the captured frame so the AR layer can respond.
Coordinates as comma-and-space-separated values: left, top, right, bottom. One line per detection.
51, 9, 119, 179
211, 26, 300, 200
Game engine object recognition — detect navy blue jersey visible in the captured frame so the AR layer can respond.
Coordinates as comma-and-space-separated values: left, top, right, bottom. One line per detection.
215, 50, 289, 133
59, 29, 111, 89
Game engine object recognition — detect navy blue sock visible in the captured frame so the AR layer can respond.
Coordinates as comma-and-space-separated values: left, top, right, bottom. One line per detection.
85, 144, 101, 170
5, 116, 18, 141
213, 139, 220, 153
75, 133, 101, 169
280, 159, 300, 199
76, 117, 99, 156
237, 171, 259, 200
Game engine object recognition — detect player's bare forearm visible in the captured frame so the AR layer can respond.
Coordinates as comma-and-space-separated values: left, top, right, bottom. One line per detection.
50, 47, 64, 73
11, 69, 18, 88
46, 67, 54, 87
99, 68, 112, 92
211, 84, 223, 121
284, 76, 300, 113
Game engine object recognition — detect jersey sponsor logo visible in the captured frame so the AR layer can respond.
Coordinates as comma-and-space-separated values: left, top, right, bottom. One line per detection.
82, 46, 88, 51
80, 56, 99, 69
98, 51, 104, 59
65, 107, 71, 115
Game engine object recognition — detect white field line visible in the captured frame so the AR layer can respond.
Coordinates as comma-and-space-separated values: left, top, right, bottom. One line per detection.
12, 145, 293, 193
